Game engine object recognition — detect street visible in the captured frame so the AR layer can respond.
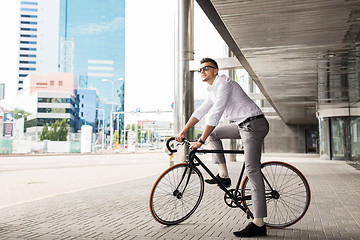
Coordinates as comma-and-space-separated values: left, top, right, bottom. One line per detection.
0, 152, 172, 209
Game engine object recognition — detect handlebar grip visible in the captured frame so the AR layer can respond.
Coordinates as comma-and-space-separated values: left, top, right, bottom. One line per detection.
166, 137, 177, 153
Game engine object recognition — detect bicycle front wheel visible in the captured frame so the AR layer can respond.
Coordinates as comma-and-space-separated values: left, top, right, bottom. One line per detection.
241, 161, 311, 228
149, 163, 204, 225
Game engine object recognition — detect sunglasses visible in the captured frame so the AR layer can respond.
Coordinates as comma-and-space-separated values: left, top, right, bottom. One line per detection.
197, 65, 217, 73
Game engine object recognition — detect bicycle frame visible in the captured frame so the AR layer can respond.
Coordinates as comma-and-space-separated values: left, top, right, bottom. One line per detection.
167, 137, 278, 218
190, 149, 279, 212
153, 137, 311, 227
188, 148, 250, 214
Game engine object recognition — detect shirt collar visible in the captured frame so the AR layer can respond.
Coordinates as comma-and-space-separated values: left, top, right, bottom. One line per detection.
207, 75, 220, 91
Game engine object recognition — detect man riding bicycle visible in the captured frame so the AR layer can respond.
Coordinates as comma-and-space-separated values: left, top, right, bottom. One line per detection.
175, 57, 269, 237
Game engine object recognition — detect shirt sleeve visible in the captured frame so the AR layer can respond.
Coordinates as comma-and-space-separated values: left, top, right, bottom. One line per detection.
206, 81, 232, 126
192, 96, 213, 121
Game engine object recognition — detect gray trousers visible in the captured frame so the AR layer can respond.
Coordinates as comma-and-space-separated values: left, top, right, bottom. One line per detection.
208, 117, 269, 218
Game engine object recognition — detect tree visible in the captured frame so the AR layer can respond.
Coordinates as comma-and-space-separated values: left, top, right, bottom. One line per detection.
51, 120, 60, 141
39, 119, 69, 141
58, 119, 69, 141
113, 130, 118, 144
40, 124, 49, 141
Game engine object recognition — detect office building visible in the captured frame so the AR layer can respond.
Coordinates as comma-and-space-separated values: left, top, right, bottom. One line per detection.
15, 72, 79, 140
17, 0, 125, 134
24, 91, 78, 140
76, 89, 97, 130
59, 0, 126, 131
18, 0, 60, 91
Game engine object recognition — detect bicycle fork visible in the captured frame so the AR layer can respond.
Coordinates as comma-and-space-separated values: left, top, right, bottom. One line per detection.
173, 164, 194, 199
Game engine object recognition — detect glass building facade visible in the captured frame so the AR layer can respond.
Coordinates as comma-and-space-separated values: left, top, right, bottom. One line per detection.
17, 0, 125, 134
59, 0, 126, 131
18, 0, 60, 90
76, 89, 98, 130
319, 117, 360, 161
317, 42, 360, 167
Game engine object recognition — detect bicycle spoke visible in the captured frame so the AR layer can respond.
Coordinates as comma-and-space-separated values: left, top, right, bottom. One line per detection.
242, 161, 310, 228
150, 163, 204, 225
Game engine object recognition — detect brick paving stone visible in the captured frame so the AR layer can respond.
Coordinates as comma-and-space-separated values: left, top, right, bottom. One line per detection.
0, 154, 359, 239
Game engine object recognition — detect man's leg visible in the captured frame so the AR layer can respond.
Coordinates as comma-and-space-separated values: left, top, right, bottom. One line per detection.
207, 124, 240, 178
239, 119, 269, 219
234, 118, 269, 237
242, 134, 267, 218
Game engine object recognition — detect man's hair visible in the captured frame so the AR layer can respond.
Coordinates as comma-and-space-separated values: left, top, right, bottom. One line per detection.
200, 58, 218, 69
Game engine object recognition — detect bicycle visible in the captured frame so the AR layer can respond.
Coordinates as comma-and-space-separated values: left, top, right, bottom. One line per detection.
149, 137, 311, 228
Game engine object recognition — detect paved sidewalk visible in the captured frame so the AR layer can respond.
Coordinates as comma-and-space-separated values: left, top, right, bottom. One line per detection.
0, 153, 359, 239
0, 153, 169, 209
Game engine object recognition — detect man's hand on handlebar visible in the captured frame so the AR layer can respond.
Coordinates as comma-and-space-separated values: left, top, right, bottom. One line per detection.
175, 132, 186, 143
190, 141, 203, 150
175, 133, 203, 150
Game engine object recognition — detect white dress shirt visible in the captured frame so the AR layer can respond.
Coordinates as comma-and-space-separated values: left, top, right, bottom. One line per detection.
192, 74, 263, 126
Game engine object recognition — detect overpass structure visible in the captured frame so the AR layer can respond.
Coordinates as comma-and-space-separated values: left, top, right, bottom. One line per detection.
174, 0, 360, 164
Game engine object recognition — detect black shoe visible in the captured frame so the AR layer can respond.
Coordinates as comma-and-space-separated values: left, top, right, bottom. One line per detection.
205, 174, 231, 188
233, 222, 267, 237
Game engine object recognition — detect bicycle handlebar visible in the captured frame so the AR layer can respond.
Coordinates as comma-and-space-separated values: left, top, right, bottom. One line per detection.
166, 137, 244, 155
166, 137, 176, 153
166, 137, 191, 153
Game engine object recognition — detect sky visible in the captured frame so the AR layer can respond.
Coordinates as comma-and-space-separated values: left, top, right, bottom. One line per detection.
0, 1, 20, 101
0, 0, 225, 123
124, 0, 226, 123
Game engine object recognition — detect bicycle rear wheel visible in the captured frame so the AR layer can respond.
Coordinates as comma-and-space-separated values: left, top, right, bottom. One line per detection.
149, 163, 204, 225
241, 161, 311, 228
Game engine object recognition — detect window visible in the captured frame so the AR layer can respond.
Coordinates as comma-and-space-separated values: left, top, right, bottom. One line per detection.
37, 108, 71, 114
20, 54, 36, 57
20, 48, 37, 51
21, 8, 38, 12
350, 117, 360, 158
21, 2, 38, 5
20, 34, 37, 38
331, 117, 345, 159
50, 81, 54, 86
21, 21, 37, 25
21, 14, 37, 18
20, 28, 37, 31
59, 81, 63, 86
20, 41, 37, 44
19, 67, 36, 70
38, 97, 72, 104
19, 61, 36, 64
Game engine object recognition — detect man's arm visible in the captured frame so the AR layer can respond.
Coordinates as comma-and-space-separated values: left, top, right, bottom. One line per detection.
190, 124, 215, 149
175, 116, 199, 142
199, 125, 216, 142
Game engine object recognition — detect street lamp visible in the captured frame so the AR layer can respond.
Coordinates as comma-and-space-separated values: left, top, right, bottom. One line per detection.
17, 112, 28, 119
96, 108, 105, 150
101, 78, 123, 152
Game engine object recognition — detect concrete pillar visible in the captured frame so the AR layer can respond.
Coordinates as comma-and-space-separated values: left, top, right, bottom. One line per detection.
227, 49, 237, 162
174, 0, 194, 163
